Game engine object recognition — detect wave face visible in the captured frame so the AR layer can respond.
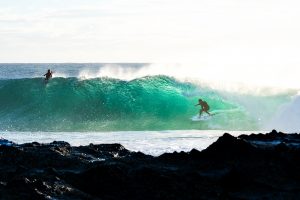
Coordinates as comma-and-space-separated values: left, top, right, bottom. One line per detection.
0, 76, 292, 131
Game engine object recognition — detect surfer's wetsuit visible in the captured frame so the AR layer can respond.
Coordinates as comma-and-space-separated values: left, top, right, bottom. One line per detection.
44, 70, 52, 81
202, 102, 209, 111
196, 99, 211, 116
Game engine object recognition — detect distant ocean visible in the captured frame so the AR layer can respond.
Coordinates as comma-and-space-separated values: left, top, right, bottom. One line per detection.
0, 63, 297, 154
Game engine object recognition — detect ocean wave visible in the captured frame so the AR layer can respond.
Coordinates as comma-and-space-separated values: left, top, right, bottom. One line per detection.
0, 76, 292, 131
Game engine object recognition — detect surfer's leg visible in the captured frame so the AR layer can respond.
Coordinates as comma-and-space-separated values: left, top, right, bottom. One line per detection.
199, 109, 203, 116
202, 108, 211, 116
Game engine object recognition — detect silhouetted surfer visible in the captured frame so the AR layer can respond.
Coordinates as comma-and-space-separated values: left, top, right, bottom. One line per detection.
44, 69, 53, 81
195, 99, 211, 116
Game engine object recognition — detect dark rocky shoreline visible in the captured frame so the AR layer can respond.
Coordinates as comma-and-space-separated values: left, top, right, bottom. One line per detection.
1, 130, 300, 199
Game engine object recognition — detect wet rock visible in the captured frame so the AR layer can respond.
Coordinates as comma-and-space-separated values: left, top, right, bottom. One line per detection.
0, 130, 300, 199
0, 138, 15, 146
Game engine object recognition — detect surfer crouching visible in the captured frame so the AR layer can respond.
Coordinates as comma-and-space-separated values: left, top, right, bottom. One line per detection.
44, 69, 53, 81
195, 99, 211, 116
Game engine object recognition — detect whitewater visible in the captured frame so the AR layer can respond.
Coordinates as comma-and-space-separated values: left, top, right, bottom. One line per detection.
0, 63, 298, 154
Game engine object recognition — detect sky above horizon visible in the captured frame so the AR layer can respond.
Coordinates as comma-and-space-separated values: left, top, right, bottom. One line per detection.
1, 0, 300, 87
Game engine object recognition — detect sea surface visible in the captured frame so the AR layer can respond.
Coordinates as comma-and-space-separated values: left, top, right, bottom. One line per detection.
1, 130, 262, 156
0, 63, 298, 153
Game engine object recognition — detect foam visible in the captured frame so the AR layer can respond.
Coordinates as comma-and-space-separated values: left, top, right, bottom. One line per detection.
0, 130, 259, 156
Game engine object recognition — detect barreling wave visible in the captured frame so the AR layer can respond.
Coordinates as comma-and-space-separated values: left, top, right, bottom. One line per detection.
0, 75, 293, 131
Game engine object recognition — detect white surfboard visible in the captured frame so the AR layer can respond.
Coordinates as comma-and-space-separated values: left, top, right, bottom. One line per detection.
191, 114, 212, 121
191, 109, 237, 121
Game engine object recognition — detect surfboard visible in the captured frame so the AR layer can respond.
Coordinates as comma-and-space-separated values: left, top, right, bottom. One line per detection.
191, 114, 212, 121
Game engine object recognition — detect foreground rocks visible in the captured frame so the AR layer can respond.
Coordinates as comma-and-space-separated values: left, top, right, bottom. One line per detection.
1, 130, 300, 199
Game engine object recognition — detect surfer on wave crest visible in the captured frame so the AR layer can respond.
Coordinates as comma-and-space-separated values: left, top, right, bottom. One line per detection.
44, 69, 53, 81
195, 99, 211, 116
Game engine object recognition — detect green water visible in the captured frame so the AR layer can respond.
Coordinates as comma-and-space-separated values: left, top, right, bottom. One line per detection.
0, 75, 293, 131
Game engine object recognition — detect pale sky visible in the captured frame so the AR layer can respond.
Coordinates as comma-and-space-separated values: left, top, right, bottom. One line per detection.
1, 0, 300, 87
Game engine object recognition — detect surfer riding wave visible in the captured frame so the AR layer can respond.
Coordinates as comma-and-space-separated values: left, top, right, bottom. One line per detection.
195, 99, 211, 116
44, 69, 53, 81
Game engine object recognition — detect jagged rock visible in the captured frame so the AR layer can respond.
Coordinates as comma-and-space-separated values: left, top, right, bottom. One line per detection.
0, 130, 300, 199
